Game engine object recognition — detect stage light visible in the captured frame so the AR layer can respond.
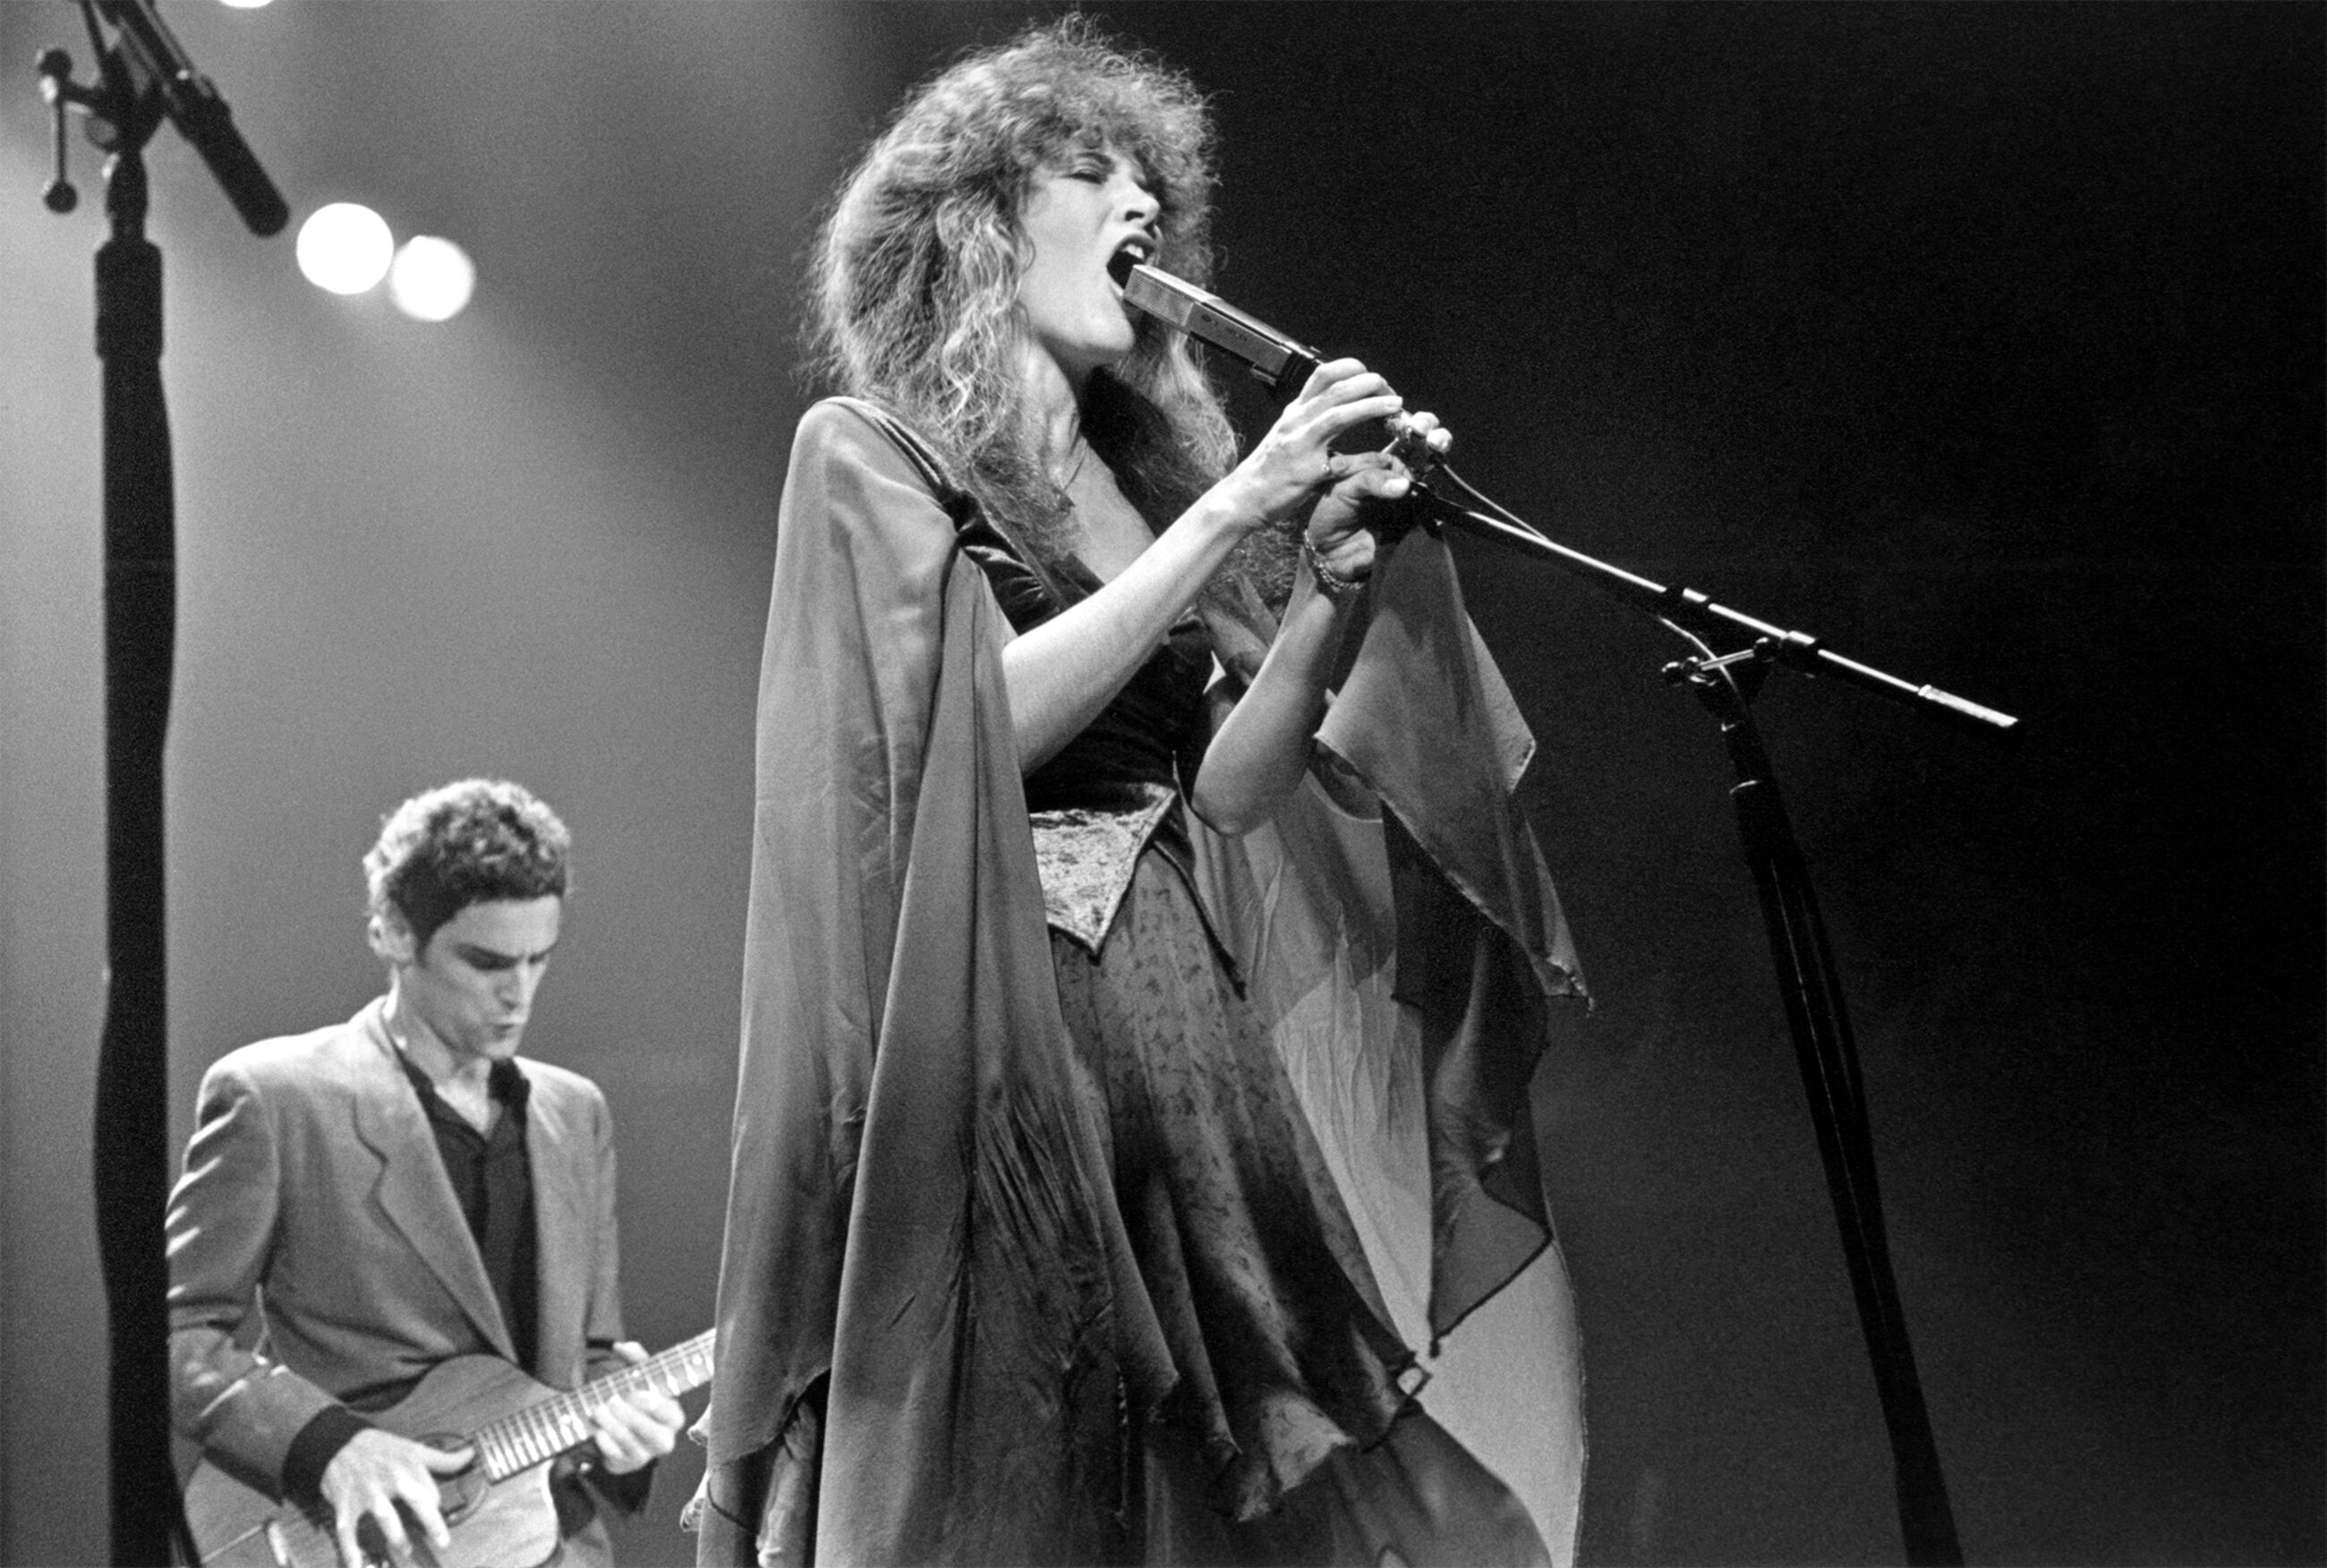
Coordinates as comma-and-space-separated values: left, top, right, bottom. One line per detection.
295, 203, 395, 295
388, 236, 477, 323
217, 0, 273, 9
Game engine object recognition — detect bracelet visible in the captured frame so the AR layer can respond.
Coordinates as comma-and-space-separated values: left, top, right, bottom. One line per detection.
1301, 535, 1368, 601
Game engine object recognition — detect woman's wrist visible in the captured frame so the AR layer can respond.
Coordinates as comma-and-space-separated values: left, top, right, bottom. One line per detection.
1189, 474, 1272, 544
1301, 534, 1368, 601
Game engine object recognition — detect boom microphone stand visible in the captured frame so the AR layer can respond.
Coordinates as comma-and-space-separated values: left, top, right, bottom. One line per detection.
1407, 466, 1999, 1568
35, 3, 285, 1561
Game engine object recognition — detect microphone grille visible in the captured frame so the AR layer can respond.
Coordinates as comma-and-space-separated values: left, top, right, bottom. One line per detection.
1121, 264, 1203, 332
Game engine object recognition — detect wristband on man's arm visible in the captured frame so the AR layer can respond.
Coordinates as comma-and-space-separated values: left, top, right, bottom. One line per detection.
280, 1405, 375, 1509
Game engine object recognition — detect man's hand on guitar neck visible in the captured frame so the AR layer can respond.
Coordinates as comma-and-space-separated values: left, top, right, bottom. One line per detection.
320, 1427, 474, 1568
588, 1340, 686, 1474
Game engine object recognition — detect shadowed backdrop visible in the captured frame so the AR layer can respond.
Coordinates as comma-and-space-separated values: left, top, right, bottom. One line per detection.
2, 4, 2317, 1564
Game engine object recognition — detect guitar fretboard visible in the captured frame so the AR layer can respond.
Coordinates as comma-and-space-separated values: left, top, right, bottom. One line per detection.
472, 1329, 715, 1480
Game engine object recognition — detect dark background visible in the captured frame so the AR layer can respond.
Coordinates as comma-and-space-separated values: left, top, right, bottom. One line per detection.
2, 4, 2317, 1564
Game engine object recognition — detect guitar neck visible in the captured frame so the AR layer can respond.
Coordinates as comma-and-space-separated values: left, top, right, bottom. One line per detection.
469, 1329, 715, 1480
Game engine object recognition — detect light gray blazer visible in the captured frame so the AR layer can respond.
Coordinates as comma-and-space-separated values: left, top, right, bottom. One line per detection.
167, 998, 628, 1497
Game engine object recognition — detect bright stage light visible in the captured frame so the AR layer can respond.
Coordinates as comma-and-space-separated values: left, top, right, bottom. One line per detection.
217, 0, 273, 9
295, 203, 395, 295
388, 236, 477, 323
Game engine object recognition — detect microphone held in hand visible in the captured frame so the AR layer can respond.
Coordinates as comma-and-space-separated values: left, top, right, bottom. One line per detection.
1122, 261, 1450, 481
1121, 263, 1323, 396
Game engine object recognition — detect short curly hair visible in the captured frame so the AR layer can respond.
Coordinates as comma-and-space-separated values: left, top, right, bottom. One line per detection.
363, 779, 571, 952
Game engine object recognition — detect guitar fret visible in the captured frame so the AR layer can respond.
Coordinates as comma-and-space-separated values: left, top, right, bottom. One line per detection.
520, 1403, 552, 1466
465, 1329, 720, 1484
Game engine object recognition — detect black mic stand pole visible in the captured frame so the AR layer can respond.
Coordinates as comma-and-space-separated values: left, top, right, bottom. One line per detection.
36, 6, 285, 1559
1404, 473, 1999, 1567
1670, 633, 1965, 1566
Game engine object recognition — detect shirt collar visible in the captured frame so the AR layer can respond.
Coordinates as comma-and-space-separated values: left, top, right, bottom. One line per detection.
392, 1046, 530, 1111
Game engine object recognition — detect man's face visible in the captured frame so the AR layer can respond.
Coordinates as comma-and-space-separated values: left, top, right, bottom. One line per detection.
397, 896, 562, 1065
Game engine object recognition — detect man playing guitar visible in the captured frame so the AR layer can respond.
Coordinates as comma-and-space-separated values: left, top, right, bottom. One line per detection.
168, 780, 684, 1567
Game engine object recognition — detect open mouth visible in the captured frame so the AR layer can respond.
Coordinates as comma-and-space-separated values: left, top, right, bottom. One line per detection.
1107, 236, 1155, 293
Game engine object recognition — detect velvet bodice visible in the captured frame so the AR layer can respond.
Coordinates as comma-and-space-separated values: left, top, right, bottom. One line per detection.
957, 493, 1212, 814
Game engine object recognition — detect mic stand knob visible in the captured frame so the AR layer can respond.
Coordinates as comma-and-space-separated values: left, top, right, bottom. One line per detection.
37, 42, 123, 215
37, 47, 90, 212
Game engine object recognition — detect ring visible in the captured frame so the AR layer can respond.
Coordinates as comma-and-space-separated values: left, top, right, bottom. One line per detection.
1319, 453, 1342, 484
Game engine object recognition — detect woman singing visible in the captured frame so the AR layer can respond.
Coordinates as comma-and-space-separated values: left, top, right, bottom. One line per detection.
698, 21, 1587, 1565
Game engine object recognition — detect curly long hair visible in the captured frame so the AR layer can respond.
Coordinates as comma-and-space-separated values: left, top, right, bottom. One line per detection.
808, 18, 1255, 575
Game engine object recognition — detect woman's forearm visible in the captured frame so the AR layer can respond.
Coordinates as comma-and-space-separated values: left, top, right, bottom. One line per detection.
1002, 485, 1250, 773
1187, 565, 1357, 834
1007, 360, 1406, 779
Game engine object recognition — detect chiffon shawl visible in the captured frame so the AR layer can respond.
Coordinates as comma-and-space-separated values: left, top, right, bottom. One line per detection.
702, 398, 1586, 1564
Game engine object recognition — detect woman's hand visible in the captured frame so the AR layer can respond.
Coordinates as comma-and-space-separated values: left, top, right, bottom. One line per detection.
1219, 359, 1407, 529
1305, 410, 1454, 584
1189, 409, 1454, 836
1002, 364, 1395, 775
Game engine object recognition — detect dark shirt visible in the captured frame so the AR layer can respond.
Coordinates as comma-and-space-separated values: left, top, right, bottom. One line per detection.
394, 1052, 540, 1376
281, 1053, 539, 1508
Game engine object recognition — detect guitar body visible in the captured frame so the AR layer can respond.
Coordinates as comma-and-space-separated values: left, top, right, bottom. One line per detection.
185, 1353, 563, 1568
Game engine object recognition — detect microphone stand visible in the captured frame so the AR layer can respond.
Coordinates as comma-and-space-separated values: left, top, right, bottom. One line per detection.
1408, 466, 1997, 1566
36, 4, 285, 1561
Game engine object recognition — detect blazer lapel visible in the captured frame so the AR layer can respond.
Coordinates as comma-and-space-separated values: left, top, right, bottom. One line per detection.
352, 1010, 517, 1363
524, 1071, 592, 1390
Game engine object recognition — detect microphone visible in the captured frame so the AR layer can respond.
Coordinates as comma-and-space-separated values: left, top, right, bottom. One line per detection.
1121, 263, 1322, 396
95, 0, 289, 235
1121, 260, 1452, 481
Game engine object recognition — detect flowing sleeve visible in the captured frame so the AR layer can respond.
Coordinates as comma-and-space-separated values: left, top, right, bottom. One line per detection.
700, 400, 1140, 1566
1192, 528, 1584, 1338
1185, 528, 1590, 1555
699, 398, 961, 1468
1320, 530, 1586, 1334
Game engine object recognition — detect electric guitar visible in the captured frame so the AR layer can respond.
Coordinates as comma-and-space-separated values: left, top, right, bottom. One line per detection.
184, 1329, 714, 1568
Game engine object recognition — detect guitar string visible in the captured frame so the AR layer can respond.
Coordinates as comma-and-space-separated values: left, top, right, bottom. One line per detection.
473, 1332, 716, 1479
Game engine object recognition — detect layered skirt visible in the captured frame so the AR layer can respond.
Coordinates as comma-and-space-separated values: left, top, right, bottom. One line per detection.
1050, 845, 1551, 1568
